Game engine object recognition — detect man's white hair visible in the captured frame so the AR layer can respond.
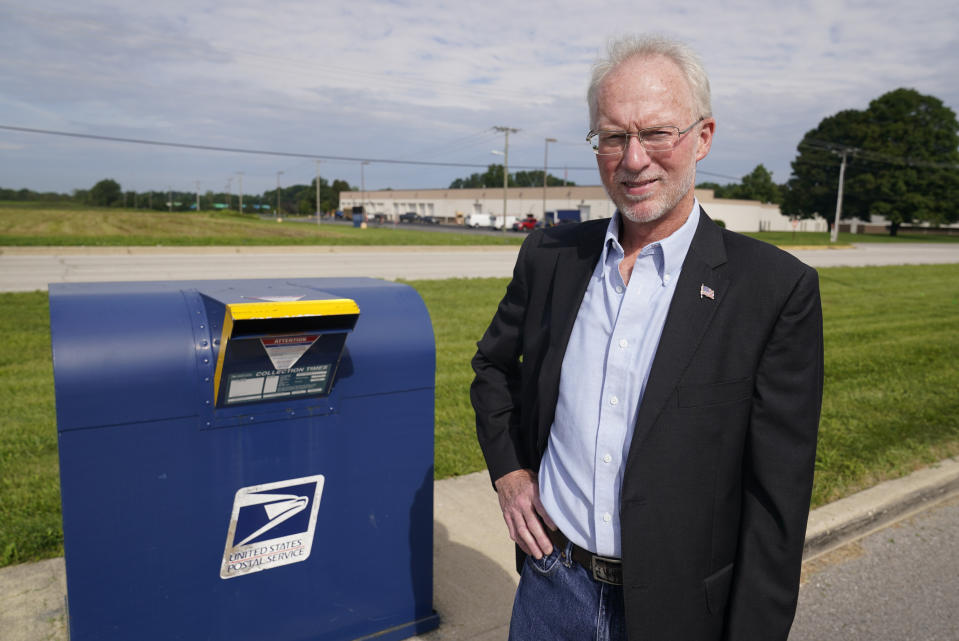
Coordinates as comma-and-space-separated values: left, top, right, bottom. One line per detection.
587, 34, 712, 129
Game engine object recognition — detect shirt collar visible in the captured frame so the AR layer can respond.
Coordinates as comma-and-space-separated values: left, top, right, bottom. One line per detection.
601, 198, 701, 284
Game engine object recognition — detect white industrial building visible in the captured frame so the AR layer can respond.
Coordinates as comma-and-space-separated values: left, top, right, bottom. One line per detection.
339, 185, 827, 233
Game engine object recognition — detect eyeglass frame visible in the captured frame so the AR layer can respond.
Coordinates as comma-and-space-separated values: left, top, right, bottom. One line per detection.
586, 117, 706, 155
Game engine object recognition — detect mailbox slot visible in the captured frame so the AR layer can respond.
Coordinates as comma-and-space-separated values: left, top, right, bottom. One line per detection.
212, 299, 360, 407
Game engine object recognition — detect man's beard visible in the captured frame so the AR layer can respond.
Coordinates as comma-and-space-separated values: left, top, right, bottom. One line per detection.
611, 161, 697, 224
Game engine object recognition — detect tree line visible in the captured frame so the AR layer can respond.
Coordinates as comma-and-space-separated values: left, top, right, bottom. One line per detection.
781, 88, 959, 234
700, 88, 959, 235
697, 164, 782, 204
449, 165, 574, 189
0, 177, 357, 215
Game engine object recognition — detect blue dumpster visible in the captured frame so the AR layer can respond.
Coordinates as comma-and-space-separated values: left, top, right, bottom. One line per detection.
49, 278, 439, 641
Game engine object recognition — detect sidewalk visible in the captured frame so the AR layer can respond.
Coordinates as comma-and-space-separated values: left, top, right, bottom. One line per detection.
2, 458, 957, 641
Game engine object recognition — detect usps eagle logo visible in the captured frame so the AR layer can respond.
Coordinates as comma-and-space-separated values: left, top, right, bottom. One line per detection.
220, 475, 325, 579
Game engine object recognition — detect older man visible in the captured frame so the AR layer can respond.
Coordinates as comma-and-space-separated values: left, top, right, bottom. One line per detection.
471, 35, 823, 640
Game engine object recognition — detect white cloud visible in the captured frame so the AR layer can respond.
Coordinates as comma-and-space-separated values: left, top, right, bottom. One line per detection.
1, 0, 957, 193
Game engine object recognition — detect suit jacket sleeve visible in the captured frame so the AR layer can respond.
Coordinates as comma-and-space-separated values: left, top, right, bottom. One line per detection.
470, 232, 534, 484
725, 263, 824, 640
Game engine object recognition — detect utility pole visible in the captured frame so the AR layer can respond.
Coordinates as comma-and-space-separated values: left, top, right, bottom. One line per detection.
195, 180, 201, 212
237, 172, 244, 214
226, 177, 232, 210
493, 126, 519, 231
831, 149, 849, 243
167, 187, 172, 213
360, 161, 370, 220
315, 160, 322, 224
543, 137, 556, 223
275, 171, 284, 217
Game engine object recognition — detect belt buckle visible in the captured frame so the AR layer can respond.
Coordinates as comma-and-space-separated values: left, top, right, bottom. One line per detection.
591, 555, 623, 586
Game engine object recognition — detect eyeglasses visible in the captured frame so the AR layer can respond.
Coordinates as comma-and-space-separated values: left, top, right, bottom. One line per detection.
587, 117, 705, 155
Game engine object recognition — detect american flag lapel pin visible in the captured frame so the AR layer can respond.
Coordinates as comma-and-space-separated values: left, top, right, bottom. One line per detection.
700, 284, 715, 300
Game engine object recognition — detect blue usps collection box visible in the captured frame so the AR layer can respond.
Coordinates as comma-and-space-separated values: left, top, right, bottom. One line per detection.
49, 278, 439, 641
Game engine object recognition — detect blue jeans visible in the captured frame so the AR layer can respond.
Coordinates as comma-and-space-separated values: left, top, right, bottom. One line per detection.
508, 542, 626, 641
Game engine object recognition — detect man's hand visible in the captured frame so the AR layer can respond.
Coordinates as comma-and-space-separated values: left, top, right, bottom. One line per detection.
494, 469, 557, 559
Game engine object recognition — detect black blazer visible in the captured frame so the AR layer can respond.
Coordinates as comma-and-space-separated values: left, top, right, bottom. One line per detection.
471, 209, 823, 640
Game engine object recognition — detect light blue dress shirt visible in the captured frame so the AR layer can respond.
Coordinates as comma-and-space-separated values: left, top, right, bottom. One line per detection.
538, 201, 700, 557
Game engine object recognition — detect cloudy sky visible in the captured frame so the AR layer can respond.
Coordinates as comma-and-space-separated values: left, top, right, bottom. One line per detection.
1, 0, 957, 198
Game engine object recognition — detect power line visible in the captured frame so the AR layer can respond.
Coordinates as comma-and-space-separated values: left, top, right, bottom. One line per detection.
0, 123, 587, 171
799, 139, 959, 170
1, 123, 746, 182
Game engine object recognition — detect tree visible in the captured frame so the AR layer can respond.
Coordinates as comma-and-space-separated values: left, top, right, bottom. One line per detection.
449, 164, 573, 189
737, 164, 782, 204
88, 179, 122, 207
698, 165, 783, 204
782, 89, 959, 234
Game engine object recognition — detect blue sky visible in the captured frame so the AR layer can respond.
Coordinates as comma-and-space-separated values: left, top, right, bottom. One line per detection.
1, 0, 957, 197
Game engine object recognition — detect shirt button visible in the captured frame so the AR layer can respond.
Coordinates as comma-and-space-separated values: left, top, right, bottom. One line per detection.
603, 454, 612, 464
664, 274, 672, 283
609, 395, 618, 406
615, 285, 624, 294
618, 338, 628, 349
603, 513, 612, 523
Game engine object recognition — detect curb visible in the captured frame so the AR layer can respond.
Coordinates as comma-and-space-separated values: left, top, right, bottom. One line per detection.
803, 456, 959, 560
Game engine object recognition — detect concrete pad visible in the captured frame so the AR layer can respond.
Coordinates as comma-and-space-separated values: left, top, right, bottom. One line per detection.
412, 472, 518, 640
0, 556, 66, 641
3, 459, 959, 641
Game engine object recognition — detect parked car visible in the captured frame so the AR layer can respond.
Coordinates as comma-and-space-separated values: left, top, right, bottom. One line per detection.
421, 215, 440, 225
512, 214, 539, 232
399, 211, 421, 223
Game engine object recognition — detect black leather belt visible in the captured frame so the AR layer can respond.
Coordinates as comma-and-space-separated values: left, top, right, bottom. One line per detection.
547, 529, 623, 586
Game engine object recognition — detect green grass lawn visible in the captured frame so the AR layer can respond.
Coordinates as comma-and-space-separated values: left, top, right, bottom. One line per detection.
1, 265, 958, 567
0, 203, 524, 247
2, 202, 957, 247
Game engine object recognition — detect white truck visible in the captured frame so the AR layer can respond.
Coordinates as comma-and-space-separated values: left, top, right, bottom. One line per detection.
492, 215, 519, 230
464, 213, 496, 228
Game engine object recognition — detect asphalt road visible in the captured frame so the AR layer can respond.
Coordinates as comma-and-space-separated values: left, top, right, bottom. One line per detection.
790, 494, 959, 641
1, 243, 958, 293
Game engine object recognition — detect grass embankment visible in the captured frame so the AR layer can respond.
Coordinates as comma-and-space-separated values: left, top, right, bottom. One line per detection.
2, 266, 958, 568
0, 203, 523, 247
3, 202, 958, 247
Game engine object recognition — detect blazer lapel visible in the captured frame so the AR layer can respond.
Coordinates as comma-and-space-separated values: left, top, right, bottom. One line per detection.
629, 210, 729, 452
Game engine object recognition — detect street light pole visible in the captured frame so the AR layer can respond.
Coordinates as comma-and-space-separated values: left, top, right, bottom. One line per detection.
543, 137, 557, 224
275, 171, 284, 218
493, 126, 519, 231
